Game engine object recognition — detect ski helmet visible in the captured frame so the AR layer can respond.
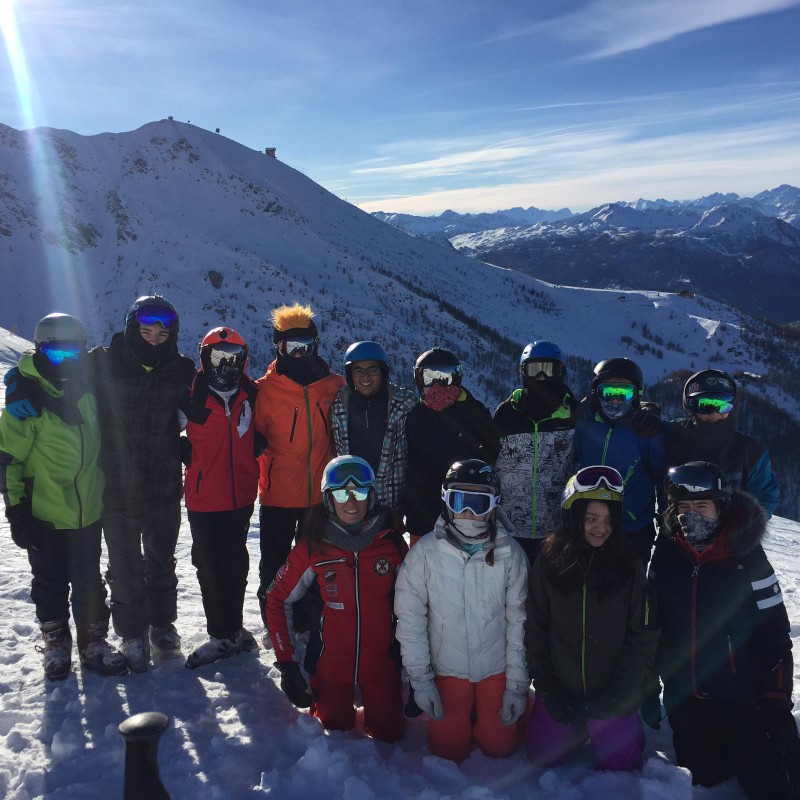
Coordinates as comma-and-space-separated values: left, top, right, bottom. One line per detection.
125, 295, 179, 331
683, 369, 736, 417
591, 357, 643, 417
414, 348, 462, 392
344, 341, 389, 386
321, 455, 377, 514
199, 327, 248, 392
561, 465, 623, 531
441, 459, 501, 521
34, 313, 88, 346
665, 461, 732, 504
33, 313, 87, 380
519, 341, 565, 381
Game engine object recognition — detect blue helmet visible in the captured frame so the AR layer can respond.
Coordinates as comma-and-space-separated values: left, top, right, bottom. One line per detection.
344, 340, 389, 387
520, 341, 563, 367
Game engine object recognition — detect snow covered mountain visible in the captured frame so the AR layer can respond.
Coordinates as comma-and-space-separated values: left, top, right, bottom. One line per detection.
1, 120, 800, 516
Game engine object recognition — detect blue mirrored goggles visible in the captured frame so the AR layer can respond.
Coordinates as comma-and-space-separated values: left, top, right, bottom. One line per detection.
135, 306, 178, 329
330, 487, 371, 503
442, 488, 500, 516
39, 340, 84, 366
326, 460, 374, 490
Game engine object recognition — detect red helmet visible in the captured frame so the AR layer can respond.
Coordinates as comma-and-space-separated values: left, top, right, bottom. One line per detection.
199, 327, 248, 391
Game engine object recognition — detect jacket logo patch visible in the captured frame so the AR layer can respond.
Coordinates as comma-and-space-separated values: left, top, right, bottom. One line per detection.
373, 556, 392, 576
324, 584, 338, 596
326, 602, 344, 610
324, 569, 337, 583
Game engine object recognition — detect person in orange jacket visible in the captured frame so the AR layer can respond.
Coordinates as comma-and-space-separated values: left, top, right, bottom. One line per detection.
253, 303, 344, 628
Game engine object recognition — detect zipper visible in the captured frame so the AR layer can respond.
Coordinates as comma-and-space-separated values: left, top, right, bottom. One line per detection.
196, 467, 203, 495
601, 428, 612, 464
314, 557, 347, 567
354, 551, 361, 684
581, 579, 588, 697
530, 419, 540, 539
75, 423, 85, 529
727, 635, 737, 675
318, 615, 325, 661
289, 407, 298, 442
304, 388, 313, 506
228, 401, 237, 508
690, 565, 700, 696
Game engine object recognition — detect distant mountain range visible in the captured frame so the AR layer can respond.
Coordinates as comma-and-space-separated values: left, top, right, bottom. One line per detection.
373, 186, 800, 324
1, 120, 799, 517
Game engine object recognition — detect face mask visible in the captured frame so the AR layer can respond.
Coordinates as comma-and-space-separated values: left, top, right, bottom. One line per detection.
424, 384, 461, 411
678, 511, 719, 551
449, 517, 489, 542
600, 398, 632, 420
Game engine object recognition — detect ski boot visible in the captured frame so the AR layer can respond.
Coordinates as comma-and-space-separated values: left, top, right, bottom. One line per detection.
38, 620, 73, 681
237, 628, 258, 653
80, 624, 128, 677
120, 634, 151, 673
149, 624, 182, 660
185, 636, 239, 669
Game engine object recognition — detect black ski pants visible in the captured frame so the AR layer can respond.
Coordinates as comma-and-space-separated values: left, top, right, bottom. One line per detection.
188, 504, 253, 641
27, 521, 109, 650
103, 501, 181, 639
256, 505, 308, 625
669, 697, 793, 800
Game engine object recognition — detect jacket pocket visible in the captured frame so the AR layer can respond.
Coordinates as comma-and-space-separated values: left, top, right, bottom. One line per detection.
289, 408, 299, 442
195, 467, 203, 495
316, 402, 329, 435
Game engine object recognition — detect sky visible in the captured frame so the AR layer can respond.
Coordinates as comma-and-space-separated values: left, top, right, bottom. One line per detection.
1, 0, 800, 214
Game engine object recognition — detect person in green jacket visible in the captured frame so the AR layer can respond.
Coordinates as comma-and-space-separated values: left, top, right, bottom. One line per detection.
0, 314, 127, 680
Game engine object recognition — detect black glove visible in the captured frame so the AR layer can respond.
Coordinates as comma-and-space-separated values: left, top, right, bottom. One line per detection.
759, 700, 799, 755
540, 690, 584, 725
6, 502, 42, 550
275, 661, 311, 708
253, 432, 267, 458
180, 436, 193, 466
641, 690, 663, 730
631, 401, 662, 439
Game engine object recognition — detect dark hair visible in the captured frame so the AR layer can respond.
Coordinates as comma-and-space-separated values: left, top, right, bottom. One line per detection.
540, 498, 634, 592
302, 503, 329, 555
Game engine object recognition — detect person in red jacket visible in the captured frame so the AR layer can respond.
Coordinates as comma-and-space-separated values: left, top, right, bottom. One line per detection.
266, 455, 407, 742
253, 304, 344, 629
182, 327, 263, 668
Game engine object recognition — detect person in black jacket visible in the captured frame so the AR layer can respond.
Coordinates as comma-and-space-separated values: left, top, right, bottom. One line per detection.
404, 349, 499, 542
527, 465, 658, 770
646, 462, 799, 798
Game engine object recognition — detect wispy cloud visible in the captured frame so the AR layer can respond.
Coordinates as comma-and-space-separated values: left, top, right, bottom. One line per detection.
493, 0, 800, 59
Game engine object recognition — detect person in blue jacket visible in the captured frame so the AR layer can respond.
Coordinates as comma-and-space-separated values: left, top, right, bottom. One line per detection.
573, 357, 666, 565
664, 369, 778, 517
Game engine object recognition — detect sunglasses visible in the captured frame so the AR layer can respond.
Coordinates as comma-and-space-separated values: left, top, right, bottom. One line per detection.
39, 340, 83, 366
572, 465, 625, 494
135, 306, 179, 330
419, 365, 461, 387
442, 488, 500, 516
522, 360, 563, 379
690, 393, 734, 415
597, 383, 636, 403
206, 342, 246, 368
352, 365, 381, 378
330, 487, 371, 503
278, 337, 316, 356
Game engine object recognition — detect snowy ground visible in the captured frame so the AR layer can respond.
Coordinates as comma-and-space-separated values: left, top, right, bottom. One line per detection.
1, 369, 798, 799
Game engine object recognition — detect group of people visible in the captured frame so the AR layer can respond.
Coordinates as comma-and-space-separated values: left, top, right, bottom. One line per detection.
0, 296, 797, 798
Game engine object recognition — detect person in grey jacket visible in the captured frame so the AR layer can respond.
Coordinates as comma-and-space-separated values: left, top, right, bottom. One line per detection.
395, 459, 529, 763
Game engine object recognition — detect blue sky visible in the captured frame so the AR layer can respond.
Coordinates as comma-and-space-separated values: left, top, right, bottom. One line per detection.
2, 0, 800, 213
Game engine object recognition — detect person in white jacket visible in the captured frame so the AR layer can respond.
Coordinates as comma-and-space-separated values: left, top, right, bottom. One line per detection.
394, 459, 530, 763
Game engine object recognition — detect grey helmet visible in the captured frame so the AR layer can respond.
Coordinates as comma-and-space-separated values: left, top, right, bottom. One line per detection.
34, 313, 88, 345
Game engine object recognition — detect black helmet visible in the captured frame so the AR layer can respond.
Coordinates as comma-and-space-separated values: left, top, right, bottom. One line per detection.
592, 357, 643, 392
125, 295, 179, 331
665, 461, 732, 503
441, 459, 501, 523
683, 369, 736, 417
414, 348, 462, 392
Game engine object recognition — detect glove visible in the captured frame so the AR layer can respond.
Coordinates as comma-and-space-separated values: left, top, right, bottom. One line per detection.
539, 690, 584, 725
640, 689, 663, 730
631, 401, 662, 439
3, 368, 41, 420
6, 502, 42, 550
253, 432, 267, 458
180, 436, 193, 466
275, 661, 311, 708
412, 678, 444, 720
499, 688, 528, 726
404, 685, 424, 718
758, 700, 799, 755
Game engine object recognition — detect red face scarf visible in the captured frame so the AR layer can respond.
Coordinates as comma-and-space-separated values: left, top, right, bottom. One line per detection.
423, 384, 461, 412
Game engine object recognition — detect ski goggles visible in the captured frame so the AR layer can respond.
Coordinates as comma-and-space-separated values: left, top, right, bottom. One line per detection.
326, 459, 374, 489
667, 464, 727, 494
522, 360, 563, 379
572, 465, 625, 494
419, 365, 461, 387
39, 340, 84, 366
688, 393, 734, 416
205, 341, 246, 368
278, 336, 317, 356
330, 487, 371, 503
597, 383, 636, 403
442, 488, 500, 516
134, 305, 178, 329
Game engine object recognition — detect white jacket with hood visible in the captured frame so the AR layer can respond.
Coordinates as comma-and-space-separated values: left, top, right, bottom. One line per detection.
394, 517, 529, 692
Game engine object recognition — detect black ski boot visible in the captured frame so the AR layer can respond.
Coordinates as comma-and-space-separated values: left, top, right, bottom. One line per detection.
38, 620, 73, 681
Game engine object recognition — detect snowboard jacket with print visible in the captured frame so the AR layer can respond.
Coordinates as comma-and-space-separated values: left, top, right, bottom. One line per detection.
182, 373, 261, 513
253, 360, 344, 508
649, 489, 792, 711
266, 523, 407, 681
330, 383, 417, 511
394, 518, 529, 692
0, 354, 104, 530
493, 386, 578, 540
